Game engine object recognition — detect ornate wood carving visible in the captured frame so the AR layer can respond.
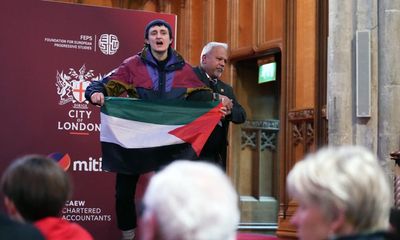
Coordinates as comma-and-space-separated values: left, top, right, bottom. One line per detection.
241, 120, 279, 151
288, 109, 315, 149
292, 123, 303, 146
288, 108, 314, 121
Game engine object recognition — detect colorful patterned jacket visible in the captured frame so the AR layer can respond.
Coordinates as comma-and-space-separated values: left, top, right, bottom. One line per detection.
85, 46, 210, 101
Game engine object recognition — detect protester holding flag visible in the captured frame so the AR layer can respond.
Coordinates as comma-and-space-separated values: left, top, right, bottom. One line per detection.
85, 19, 231, 240
192, 42, 246, 170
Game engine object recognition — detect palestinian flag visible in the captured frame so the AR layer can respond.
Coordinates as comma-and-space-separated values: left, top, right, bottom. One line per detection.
100, 97, 222, 174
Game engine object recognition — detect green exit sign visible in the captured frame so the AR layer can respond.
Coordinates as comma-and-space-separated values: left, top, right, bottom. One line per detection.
259, 62, 276, 84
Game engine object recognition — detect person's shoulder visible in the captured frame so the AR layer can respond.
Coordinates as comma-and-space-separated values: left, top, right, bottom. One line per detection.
67, 221, 94, 240
35, 217, 93, 240
334, 231, 395, 240
217, 79, 233, 89
170, 47, 184, 59
0, 214, 44, 240
191, 66, 206, 78
122, 54, 140, 64
120, 54, 145, 70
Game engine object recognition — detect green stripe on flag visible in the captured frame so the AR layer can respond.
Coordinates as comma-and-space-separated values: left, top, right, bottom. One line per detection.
101, 97, 220, 125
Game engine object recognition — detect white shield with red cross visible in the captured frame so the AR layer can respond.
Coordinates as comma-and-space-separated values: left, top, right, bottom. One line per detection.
71, 80, 90, 103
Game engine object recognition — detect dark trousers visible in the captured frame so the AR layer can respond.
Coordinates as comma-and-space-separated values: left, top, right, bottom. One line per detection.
115, 173, 140, 230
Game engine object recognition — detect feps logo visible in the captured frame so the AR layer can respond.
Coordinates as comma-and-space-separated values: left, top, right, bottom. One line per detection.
98, 34, 119, 55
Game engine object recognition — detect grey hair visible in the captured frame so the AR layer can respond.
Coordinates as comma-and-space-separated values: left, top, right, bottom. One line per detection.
287, 145, 392, 234
143, 160, 239, 240
200, 42, 228, 64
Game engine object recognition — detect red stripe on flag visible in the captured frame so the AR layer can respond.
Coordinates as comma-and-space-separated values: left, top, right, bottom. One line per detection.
169, 103, 223, 156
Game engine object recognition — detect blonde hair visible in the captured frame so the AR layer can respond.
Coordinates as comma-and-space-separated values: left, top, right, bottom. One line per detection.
287, 145, 391, 233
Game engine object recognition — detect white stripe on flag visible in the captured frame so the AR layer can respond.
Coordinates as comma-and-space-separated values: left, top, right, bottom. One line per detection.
100, 113, 185, 148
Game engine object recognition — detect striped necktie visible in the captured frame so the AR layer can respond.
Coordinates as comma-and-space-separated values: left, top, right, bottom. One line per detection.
209, 78, 218, 92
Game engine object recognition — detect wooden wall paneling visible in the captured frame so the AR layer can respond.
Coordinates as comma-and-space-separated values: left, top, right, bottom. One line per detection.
229, 0, 255, 59
226, 2, 237, 178
176, 0, 192, 61
169, 1, 182, 16
119, 0, 156, 10
210, 0, 230, 84
292, 0, 318, 152
254, 0, 283, 53
276, 0, 296, 238
203, 0, 215, 44
232, 60, 256, 196
173, 0, 203, 65
228, 0, 238, 51
157, 0, 172, 13
182, 0, 231, 82
239, 0, 255, 47
276, 107, 316, 240
184, 0, 204, 65
227, 0, 287, 234
204, 0, 230, 84
277, 0, 325, 238
167, 1, 185, 57
175, 0, 192, 61
315, 0, 328, 146
213, 0, 228, 42
294, 0, 316, 108
233, 59, 280, 231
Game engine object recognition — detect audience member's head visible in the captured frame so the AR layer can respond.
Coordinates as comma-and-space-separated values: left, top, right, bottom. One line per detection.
139, 160, 240, 240
1, 154, 71, 222
287, 145, 392, 240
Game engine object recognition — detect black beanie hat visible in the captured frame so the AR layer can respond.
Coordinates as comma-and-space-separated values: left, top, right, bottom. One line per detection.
144, 19, 173, 40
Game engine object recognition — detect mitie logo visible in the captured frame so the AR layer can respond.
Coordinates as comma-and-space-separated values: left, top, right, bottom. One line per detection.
73, 157, 103, 172
48, 152, 103, 172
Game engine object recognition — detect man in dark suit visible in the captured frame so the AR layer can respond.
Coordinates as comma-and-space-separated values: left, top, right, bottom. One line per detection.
192, 42, 246, 170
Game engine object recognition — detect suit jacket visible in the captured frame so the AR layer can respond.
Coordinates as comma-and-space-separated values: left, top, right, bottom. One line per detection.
192, 66, 246, 168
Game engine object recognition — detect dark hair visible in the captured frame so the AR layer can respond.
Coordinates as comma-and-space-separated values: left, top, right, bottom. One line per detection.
1, 155, 71, 222
144, 19, 173, 40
